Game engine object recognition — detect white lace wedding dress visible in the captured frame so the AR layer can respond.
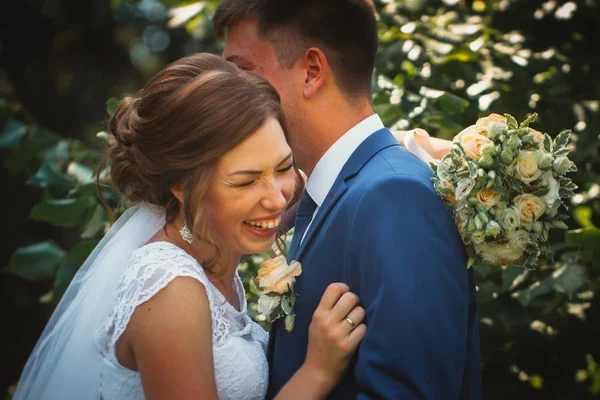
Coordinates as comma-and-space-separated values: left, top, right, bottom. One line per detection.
95, 241, 269, 400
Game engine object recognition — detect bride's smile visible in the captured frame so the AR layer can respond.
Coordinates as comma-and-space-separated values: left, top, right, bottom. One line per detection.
205, 117, 297, 257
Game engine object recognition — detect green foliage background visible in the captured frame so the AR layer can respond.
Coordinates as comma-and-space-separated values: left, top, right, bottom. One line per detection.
1, 0, 599, 398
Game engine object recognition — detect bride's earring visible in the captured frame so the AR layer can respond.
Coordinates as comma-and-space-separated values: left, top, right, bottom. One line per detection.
179, 224, 193, 244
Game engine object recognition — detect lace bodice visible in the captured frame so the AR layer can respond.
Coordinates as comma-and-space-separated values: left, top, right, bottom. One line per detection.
96, 242, 269, 399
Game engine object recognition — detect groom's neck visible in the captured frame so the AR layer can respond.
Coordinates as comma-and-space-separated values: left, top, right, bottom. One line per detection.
295, 101, 374, 177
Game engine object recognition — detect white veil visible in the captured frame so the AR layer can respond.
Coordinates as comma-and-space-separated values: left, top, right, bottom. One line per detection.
13, 203, 166, 400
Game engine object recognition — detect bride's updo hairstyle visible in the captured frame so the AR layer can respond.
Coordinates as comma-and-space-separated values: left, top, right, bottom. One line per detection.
105, 53, 301, 269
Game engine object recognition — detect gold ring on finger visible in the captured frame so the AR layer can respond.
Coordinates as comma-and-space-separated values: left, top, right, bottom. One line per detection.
345, 317, 356, 327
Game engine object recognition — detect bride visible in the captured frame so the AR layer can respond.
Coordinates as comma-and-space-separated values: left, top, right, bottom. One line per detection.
14, 53, 368, 400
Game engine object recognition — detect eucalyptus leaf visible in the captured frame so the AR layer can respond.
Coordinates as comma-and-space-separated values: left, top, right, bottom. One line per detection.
30, 198, 92, 228
0, 119, 27, 148
3, 241, 65, 282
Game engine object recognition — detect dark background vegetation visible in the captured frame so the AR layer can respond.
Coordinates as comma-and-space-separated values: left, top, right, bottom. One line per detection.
1, 0, 599, 398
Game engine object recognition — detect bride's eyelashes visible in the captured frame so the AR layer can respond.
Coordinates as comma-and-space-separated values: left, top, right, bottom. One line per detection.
233, 164, 294, 188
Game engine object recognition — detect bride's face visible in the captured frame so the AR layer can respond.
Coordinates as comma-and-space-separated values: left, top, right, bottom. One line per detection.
204, 117, 296, 257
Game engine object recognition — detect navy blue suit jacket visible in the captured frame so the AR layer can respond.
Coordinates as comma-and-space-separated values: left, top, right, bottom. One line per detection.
267, 129, 481, 399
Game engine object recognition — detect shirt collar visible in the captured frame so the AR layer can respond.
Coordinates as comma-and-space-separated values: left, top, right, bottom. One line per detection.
306, 114, 384, 207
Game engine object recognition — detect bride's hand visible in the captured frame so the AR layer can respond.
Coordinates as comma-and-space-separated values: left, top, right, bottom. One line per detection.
302, 283, 367, 392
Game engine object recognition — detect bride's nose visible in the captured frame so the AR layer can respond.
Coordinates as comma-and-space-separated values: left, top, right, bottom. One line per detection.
260, 179, 287, 211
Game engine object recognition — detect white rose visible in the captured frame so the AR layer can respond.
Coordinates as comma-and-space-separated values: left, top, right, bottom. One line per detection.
553, 156, 572, 175
508, 229, 532, 253
486, 220, 502, 237
257, 294, 281, 316
486, 121, 507, 140
472, 230, 486, 244
499, 206, 521, 231
455, 178, 476, 202
257, 256, 302, 294
510, 150, 543, 184
540, 171, 561, 209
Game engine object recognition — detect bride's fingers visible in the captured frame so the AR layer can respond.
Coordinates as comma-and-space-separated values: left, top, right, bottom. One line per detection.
345, 323, 367, 349
340, 306, 365, 336
330, 292, 360, 321
317, 283, 350, 312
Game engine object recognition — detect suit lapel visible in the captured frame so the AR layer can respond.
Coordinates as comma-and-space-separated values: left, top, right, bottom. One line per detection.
292, 128, 401, 262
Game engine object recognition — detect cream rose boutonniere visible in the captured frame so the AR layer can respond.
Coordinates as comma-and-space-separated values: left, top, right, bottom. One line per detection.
254, 255, 302, 332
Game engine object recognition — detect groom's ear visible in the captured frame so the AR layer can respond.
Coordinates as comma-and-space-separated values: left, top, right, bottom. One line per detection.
302, 47, 328, 99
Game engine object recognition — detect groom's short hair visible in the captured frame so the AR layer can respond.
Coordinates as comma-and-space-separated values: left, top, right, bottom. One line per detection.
214, 0, 378, 99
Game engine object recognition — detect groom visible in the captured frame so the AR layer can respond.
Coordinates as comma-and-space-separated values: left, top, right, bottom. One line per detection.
215, 1, 482, 398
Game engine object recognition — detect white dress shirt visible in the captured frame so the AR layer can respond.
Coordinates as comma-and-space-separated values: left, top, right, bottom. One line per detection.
301, 113, 385, 244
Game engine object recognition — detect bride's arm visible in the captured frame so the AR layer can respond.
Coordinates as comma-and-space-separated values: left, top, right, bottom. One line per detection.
125, 277, 219, 400
393, 128, 454, 162
274, 283, 367, 399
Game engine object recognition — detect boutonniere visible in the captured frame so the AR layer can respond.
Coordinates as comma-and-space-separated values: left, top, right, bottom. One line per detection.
254, 255, 302, 332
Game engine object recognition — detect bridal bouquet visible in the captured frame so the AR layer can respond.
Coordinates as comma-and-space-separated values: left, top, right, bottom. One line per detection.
432, 113, 577, 269
253, 256, 302, 332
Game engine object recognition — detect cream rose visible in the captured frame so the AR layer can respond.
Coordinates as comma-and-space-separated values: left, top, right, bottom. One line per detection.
514, 194, 546, 227
454, 125, 494, 161
476, 188, 501, 209
257, 256, 302, 294
511, 150, 543, 184
476, 113, 507, 130
529, 128, 545, 145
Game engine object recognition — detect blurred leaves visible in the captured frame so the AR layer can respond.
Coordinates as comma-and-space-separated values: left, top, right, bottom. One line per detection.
3, 241, 65, 282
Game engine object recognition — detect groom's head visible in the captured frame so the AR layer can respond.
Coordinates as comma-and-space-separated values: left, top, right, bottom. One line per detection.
214, 0, 378, 170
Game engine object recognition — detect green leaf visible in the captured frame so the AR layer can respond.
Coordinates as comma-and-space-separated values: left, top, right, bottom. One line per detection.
3, 241, 65, 282
543, 134, 552, 153
553, 130, 571, 149
30, 198, 92, 228
574, 206, 595, 229
502, 265, 528, 291
519, 113, 538, 128
477, 281, 501, 303
281, 296, 292, 315
504, 114, 518, 130
565, 228, 600, 267
81, 205, 108, 239
437, 92, 470, 115
551, 263, 587, 295
0, 119, 27, 148
27, 162, 76, 197
106, 97, 121, 118
512, 279, 553, 307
